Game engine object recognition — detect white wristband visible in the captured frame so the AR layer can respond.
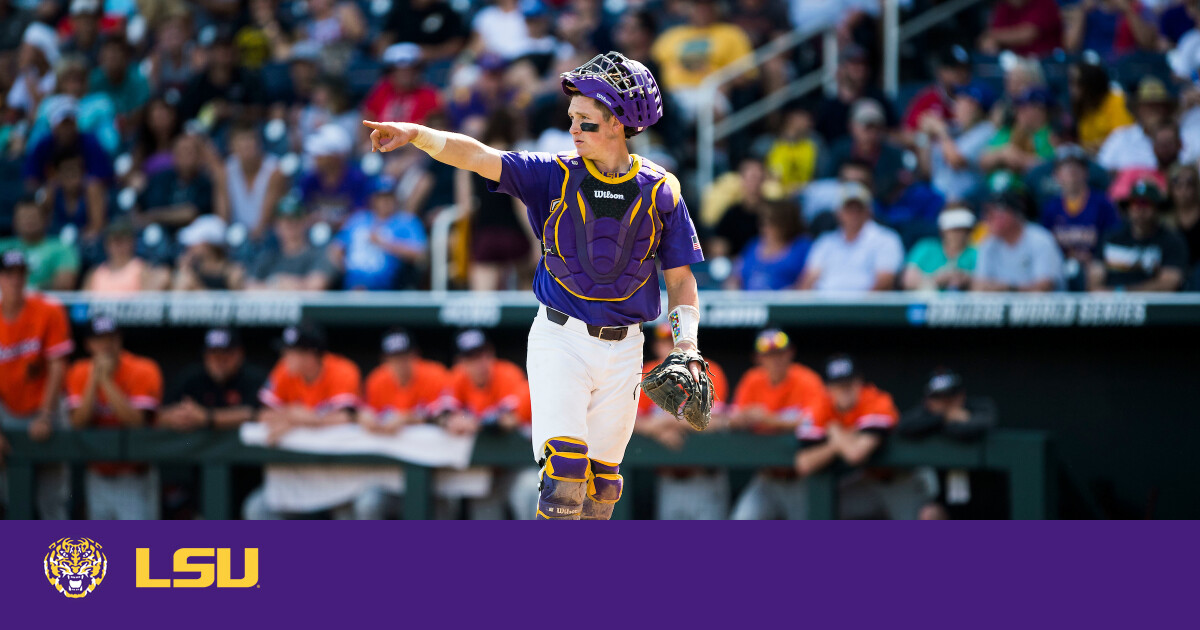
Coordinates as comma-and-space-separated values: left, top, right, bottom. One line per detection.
411, 127, 447, 156
668, 305, 700, 349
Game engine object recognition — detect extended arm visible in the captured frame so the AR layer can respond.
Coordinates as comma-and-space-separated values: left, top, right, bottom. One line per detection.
363, 121, 504, 181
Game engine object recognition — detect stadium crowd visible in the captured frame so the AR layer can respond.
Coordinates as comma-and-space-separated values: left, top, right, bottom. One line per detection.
2, 0, 1200, 518
1, 0, 1199, 293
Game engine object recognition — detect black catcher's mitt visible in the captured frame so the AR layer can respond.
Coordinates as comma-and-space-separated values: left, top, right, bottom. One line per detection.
639, 349, 714, 431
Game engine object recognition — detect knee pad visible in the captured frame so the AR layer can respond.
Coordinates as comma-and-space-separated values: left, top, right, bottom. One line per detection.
536, 438, 589, 520
581, 459, 623, 520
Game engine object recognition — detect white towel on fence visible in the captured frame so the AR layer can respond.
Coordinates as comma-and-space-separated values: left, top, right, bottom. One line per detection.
238, 424, 478, 512
239, 423, 475, 468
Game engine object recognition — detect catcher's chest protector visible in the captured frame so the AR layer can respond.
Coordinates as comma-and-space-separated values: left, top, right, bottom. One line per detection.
543, 154, 670, 301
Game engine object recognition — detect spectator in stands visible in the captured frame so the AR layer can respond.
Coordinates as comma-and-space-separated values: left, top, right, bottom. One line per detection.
1090, 179, 1188, 291
30, 57, 119, 155
362, 43, 442, 127
0, 1, 34, 58
130, 95, 183, 184
67, 316, 164, 520
0, 196, 79, 290
1152, 124, 1182, 175
979, 0, 1064, 57
1097, 77, 1175, 172
246, 198, 337, 291
764, 107, 822, 193
436, 329, 533, 519
144, 12, 195, 93
329, 177, 428, 290
299, 123, 371, 227
650, 0, 753, 121
224, 122, 284, 241
899, 368, 997, 519
82, 220, 171, 293
635, 322, 731, 520
0, 250, 72, 519
172, 215, 245, 290
459, 112, 536, 291
730, 200, 811, 290
801, 182, 904, 292
22, 94, 114, 188
295, 0, 366, 49
296, 76, 360, 154
446, 54, 514, 132
1162, 0, 1198, 48
60, 1, 103, 66
472, 0, 534, 61
822, 99, 909, 203
904, 46, 973, 135
1070, 60, 1133, 153
1063, 0, 1158, 60
980, 87, 1055, 174
356, 328, 450, 519
814, 43, 897, 145
88, 34, 149, 128
378, 0, 465, 61
902, 206, 978, 291
972, 188, 1065, 291
42, 145, 107, 241
709, 158, 770, 258
8, 22, 58, 120
900, 369, 996, 440
246, 322, 382, 520
1166, 163, 1200, 270
917, 83, 997, 204
159, 327, 266, 432
178, 26, 265, 123
728, 329, 831, 520
136, 133, 220, 232
1040, 145, 1120, 274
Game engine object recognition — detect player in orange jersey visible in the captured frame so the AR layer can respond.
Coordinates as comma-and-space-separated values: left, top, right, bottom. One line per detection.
245, 322, 394, 520
66, 316, 164, 519
793, 354, 934, 519
729, 328, 832, 520
0, 250, 73, 519
434, 329, 534, 519
361, 328, 449, 434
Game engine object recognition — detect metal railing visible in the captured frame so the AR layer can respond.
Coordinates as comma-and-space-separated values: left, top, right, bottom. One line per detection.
428, 204, 465, 293
697, 0, 992, 194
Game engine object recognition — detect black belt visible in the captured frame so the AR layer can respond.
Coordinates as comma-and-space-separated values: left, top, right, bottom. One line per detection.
545, 307, 629, 341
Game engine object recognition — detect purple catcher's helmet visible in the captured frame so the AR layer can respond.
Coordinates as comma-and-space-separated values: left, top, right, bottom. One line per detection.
560, 51, 662, 137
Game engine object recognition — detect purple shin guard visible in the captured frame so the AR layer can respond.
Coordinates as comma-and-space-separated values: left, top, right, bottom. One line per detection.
536, 438, 590, 520
581, 460, 623, 520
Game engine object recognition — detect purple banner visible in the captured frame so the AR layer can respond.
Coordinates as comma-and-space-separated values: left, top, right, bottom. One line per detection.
2, 521, 1193, 628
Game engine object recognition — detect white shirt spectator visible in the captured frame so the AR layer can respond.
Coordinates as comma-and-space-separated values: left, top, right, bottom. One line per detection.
1095, 124, 1157, 171
931, 121, 996, 202
472, 5, 532, 60
805, 220, 904, 292
6, 69, 55, 112
974, 222, 1064, 289
1178, 106, 1200, 165
1168, 29, 1200, 81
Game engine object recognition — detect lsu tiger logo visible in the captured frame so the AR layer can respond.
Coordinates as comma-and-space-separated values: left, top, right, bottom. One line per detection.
44, 538, 107, 598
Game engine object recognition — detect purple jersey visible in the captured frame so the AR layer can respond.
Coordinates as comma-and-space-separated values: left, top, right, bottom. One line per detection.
488, 151, 703, 326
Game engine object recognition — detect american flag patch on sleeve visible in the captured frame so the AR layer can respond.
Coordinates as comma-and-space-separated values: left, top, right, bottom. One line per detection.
691, 235, 701, 251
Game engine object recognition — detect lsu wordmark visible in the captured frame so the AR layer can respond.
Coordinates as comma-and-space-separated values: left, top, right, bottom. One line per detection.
136, 548, 259, 588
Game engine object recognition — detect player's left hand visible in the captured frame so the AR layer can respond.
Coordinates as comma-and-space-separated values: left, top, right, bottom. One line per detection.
639, 348, 715, 432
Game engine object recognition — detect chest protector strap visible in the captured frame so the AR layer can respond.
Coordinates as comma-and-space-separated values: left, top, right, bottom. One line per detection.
542, 155, 669, 301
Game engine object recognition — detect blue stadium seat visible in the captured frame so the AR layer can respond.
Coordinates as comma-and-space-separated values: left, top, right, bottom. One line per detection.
260, 62, 294, 105
1112, 52, 1174, 94
344, 57, 384, 102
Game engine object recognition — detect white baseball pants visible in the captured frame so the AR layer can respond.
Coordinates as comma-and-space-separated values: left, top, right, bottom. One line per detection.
526, 305, 644, 465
